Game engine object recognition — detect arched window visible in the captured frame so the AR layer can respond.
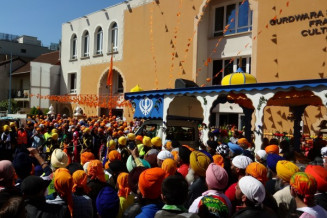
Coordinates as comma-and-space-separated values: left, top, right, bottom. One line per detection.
110, 22, 118, 52
82, 31, 89, 57
71, 34, 77, 59
95, 27, 103, 55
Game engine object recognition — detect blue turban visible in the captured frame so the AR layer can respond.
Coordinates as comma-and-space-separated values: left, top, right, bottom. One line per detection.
267, 154, 285, 173
228, 142, 243, 155
96, 186, 119, 218
13, 152, 32, 180
200, 150, 213, 162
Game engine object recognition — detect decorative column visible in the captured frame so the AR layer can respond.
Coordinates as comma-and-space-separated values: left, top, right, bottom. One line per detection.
290, 105, 306, 152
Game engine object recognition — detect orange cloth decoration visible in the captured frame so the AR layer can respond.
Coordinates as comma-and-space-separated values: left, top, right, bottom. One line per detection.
54, 168, 74, 217
265, 145, 279, 155
213, 154, 224, 168
87, 160, 106, 183
161, 159, 177, 178
80, 152, 95, 165
117, 172, 130, 199
246, 162, 268, 184
72, 170, 90, 194
138, 168, 166, 199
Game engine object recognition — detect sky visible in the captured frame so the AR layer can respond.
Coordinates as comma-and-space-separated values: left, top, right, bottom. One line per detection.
0, 0, 123, 47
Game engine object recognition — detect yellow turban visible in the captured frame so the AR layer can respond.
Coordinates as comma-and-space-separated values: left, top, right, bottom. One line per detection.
127, 133, 136, 141
151, 137, 162, 148
143, 136, 151, 147
276, 160, 299, 182
107, 139, 116, 150
161, 158, 177, 178
189, 151, 211, 177
118, 136, 127, 146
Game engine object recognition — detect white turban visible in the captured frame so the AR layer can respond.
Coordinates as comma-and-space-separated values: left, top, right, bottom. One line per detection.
256, 150, 267, 160
232, 155, 253, 169
239, 176, 265, 205
50, 149, 68, 169
157, 150, 174, 161
321, 147, 327, 158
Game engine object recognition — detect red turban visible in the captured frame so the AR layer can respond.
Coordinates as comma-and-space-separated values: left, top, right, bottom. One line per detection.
305, 165, 327, 192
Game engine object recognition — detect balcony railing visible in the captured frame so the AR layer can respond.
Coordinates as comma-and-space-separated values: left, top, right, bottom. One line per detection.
11, 89, 29, 99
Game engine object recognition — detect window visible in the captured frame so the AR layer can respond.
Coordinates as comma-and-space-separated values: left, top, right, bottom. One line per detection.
109, 22, 118, 52
68, 73, 77, 94
214, 0, 252, 37
117, 74, 123, 93
82, 31, 89, 57
95, 27, 103, 55
71, 35, 77, 59
212, 57, 251, 85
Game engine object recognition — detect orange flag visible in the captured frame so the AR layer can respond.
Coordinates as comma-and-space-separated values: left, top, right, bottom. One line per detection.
106, 55, 113, 86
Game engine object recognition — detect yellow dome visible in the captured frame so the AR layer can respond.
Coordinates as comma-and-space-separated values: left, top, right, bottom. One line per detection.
221, 68, 257, 86
130, 84, 144, 92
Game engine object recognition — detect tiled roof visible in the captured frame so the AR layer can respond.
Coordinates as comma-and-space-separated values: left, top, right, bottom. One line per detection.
32, 50, 60, 65
13, 62, 30, 74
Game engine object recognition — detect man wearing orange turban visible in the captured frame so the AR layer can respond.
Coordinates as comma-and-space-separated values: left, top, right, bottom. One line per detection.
161, 158, 177, 178
136, 168, 166, 217
72, 170, 93, 218
80, 152, 95, 166
117, 172, 134, 218
265, 145, 279, 155
213, 154, 224, 168
245, 162, 268, 184
104, 150, 121, 170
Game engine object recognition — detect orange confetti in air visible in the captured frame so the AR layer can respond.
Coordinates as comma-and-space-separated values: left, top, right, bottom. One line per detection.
258, 30, 262, 35
230, 18, 234, 23
204, 61, 208, 66
265, 24, 269, 29
279, 9, 282, 14
200, 84, 206, 87
272, 16, 277, 20
286, 1, 289, 7
245, 43, 249, 48
206, 78, 211, 82
253, 36, 257, 40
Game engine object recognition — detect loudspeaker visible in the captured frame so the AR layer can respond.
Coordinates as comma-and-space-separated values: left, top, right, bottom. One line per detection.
175, 78, 198, 89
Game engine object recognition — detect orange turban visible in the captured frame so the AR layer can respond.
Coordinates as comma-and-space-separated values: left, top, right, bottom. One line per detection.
105, 150, 121, 169
276, 160, 299, 182
138, 168, 166, 199
161, 159, 177, 178
171, 150, 179, 162
305, 165, 327, 192
80, 152, 95, 165
117, 172, 130, 199
246, 162, 268, 184
87, 160, 106, 183
213, 154, 224, 168
265, 145, 279, 155
238, 138, 251, 148
54, 168, 73, 217
135, 135, 143, 142
72, 170, 90, 194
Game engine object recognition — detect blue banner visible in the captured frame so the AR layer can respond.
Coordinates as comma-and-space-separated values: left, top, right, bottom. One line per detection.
132, 97, 163, 119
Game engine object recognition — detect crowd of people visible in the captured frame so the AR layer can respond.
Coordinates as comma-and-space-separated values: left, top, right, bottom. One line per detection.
0, 114, 327, 218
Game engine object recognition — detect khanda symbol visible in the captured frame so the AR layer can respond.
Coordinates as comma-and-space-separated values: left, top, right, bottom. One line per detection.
139, 98, 153, 116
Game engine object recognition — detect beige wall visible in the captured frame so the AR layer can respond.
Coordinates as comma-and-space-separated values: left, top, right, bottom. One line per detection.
254, 0, 327, 82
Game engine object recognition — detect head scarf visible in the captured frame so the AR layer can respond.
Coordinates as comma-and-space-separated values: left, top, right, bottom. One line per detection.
87, 160, 106, 182
54, 168, 73, 217
13, 152, 32, 179
80, 152, 95, 166
216, 144, 230, 157
198, 195, 229, 218
164, 140, 172, 150
96, 186, 119, 218
265, 145, 279, 155
0, 160, 16, 187
228, 142, 243, 155
157, 151, 174, 161
256, 150, 267, 161
276, 160, 299, 182
189, 151, 211, 177
118, 136, 127, 146
72, 170, 90, 194
266, 154, 285, 173
290, 172, 317, 204
161, 159, 177, 178
138, 167, 166, 199
321, 147, 327, 158
21, 175, 50, 196
128, 167, 146, 194
117, 172, 130, 199
212, 154, 224, 168
232, 155, 253, 169
246, 162, 268, 184
105, 150, 121, 169
239, 176, 265, 205
305, 165, 327, 192
143, 136, 151, 147
206, 163, 228, 190
151, 136, 162, 148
